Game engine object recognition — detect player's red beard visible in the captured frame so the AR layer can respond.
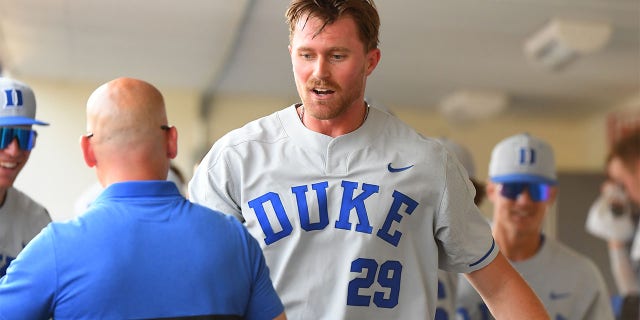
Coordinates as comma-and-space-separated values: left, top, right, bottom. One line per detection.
301, 78, 362, 121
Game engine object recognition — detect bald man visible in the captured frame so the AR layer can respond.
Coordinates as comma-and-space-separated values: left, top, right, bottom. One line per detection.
0, 78, 286, 320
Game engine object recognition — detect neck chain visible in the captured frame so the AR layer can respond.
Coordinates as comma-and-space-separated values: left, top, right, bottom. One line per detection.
299, 103, 370, 126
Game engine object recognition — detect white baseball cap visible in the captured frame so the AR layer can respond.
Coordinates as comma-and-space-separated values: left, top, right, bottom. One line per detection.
489, 133, 556, 184
0, 77, 49, 126
437, 137, 476, 178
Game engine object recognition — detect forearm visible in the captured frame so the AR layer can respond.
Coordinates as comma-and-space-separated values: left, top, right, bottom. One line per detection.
608, 241, 640, 295
465, 253, 549, 319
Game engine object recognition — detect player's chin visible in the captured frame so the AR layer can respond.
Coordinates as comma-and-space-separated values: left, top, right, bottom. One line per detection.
0, 176, 17, 188
302, 97, 331, 111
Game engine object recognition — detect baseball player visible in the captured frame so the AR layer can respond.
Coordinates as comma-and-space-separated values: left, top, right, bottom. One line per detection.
456, 133, 614, 320
189, 1, 548, 319
0, 78, 286, 319
586, 181, 639, 295
586, 129, 640, 318
0, 77, 51, 278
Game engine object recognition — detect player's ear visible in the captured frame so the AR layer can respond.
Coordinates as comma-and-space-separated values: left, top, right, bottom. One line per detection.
365, 48, 381, 76
80, 135, 97, 167
486, 181, 499, 203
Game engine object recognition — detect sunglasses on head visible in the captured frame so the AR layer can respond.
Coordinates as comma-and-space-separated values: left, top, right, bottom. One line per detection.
499, 182, 551, 202
0, 127, 37, 151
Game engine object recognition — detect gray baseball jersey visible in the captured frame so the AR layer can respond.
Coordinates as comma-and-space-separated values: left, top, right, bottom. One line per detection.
189, 105, 498, 319
0, 187, 51, 277
456, 235, 614, 320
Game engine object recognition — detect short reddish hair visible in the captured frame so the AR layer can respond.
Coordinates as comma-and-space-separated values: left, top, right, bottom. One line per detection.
285, 0, 380, 52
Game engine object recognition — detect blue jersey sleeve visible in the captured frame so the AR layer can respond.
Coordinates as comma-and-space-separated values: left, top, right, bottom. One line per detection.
0, 226, 56, 319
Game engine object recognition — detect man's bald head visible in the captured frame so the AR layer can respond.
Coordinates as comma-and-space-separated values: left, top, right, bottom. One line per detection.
86, 78, 167, 144
82, 77, 177, 185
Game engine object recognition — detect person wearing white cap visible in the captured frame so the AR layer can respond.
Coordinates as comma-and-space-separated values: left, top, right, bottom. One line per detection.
456, 133, 614, 320
0, 77, 51, 279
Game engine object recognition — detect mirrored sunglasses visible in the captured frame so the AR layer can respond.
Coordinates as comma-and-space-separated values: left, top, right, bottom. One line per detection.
0, 127, 37, 151
500, 182, 550, 202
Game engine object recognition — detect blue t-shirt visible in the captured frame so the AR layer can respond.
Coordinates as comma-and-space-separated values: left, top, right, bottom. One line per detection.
0, 181, 284, 320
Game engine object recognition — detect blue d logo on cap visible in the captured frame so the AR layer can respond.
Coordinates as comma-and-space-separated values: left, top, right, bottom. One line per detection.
3, 89, 24, 109
519, 147, 536, 165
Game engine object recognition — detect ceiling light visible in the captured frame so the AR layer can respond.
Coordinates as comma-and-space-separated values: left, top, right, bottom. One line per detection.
439, 89, 509, 124
524, 18, 612, 71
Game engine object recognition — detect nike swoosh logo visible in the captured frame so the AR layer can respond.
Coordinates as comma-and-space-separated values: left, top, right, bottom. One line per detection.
549, 292, 571, 300
387, 163, 414, 172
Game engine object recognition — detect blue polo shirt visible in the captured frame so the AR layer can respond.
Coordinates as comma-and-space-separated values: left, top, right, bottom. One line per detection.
0, 181, 284, 320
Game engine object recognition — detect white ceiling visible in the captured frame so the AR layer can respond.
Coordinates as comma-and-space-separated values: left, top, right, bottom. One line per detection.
0, 0, 638, 119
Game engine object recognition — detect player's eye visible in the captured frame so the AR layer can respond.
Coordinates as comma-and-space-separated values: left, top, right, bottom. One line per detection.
299, 53, 314, 60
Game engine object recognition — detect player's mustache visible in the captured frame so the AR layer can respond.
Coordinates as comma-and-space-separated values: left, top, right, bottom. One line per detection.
307, 79, 339, 91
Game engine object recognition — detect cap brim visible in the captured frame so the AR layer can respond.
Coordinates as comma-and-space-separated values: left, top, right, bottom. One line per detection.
0, 117, 49, 126
491, 174, 556, 185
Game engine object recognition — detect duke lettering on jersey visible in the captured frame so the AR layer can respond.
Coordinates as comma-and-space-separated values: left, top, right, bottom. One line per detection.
247, 180, 419, 246
3, 89, 23, 108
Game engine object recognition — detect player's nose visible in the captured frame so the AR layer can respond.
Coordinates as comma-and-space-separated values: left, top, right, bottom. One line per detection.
515, 188, 535, 204
3, 139, 21, 155
313, 56, 331, 79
